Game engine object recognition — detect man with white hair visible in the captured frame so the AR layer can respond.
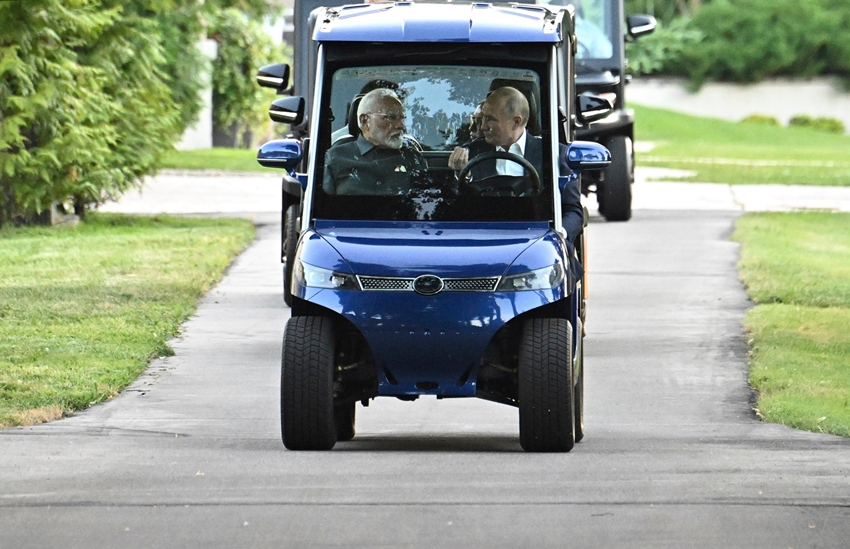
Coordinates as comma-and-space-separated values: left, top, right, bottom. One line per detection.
323, 88, 427, 195
449, 86, 584, 245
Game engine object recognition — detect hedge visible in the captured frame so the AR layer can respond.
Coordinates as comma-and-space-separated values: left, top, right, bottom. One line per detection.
0, 0, 179, 226
627, 0, 850, 87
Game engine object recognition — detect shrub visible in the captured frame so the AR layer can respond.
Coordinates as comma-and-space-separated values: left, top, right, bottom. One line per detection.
666, 0, 850, 87
741, 114, 781, 126
788, 115, 846, 134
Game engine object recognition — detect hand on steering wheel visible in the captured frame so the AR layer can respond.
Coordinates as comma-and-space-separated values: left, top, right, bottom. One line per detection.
457, 150, 541, 196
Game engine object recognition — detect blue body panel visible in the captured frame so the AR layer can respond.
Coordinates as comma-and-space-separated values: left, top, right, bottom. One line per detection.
314, 2, 564, 44
294, 220, 572, 396
310, 220, 554, 277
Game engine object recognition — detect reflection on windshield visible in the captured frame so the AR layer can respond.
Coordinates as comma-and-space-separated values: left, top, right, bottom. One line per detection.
315, 65, 554, 223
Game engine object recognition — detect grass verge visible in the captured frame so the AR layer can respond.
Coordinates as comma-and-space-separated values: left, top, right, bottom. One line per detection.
162, 147, 263, 173
734, 212, 850, 437
0, 213, 255, 428
634, 104, 850, 186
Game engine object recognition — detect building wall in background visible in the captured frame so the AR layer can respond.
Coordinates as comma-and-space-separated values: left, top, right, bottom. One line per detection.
176, 39, 218, 150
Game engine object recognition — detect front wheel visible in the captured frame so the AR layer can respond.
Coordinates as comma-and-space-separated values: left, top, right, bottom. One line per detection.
597, 135, 633, 222
281, 316, 337, 450
518, 318, 575, 452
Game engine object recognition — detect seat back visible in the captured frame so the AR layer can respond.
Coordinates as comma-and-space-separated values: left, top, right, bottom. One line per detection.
347, 95, 363, 139
489, 79, 541, 136
331, 94, 364, 146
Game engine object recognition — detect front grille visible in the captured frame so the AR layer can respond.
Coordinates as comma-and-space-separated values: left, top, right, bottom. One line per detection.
358, 276, 414, 291
357, 275, 499, 292
443, 278, 499, 292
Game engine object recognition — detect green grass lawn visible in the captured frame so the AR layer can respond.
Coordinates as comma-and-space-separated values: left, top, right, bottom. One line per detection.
0, 213, 255, 428
734, 212, 850, 437
162, 147, 263, 173
634, 104, 850, 186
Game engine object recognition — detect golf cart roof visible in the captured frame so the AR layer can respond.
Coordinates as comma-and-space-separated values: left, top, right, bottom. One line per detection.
313, 1, 571, 43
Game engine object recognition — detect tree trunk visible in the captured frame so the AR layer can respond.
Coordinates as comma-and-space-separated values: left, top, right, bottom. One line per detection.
0, 179, 14, 228
73, 195, 87, 221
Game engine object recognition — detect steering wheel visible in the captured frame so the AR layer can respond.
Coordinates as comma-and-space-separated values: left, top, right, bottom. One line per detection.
458, 150, 541, 196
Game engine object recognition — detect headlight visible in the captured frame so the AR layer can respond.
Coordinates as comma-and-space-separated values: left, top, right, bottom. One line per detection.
497, 261, 565, 291
294, 260, 359, 290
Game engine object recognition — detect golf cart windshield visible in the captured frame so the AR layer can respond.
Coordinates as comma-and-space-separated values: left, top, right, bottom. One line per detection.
313, 63, 557, 223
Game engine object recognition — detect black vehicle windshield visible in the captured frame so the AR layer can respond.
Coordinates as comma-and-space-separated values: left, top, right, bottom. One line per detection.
313, 62, 556, 223
538, 0, 615, 62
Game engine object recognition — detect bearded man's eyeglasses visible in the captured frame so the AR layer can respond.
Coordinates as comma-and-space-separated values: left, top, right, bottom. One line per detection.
366, 112, 406, 122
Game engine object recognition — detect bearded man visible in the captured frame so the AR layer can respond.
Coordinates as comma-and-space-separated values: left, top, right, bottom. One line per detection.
323, 88, 427, 196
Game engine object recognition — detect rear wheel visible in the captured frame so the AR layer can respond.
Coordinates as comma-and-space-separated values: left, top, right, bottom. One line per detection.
282, 204, 299, 307
597, 134, 633, 222
573, 317, 585, 443
334, 402, 356, 442
518, 318, 575, 452
281, 316, 336, 450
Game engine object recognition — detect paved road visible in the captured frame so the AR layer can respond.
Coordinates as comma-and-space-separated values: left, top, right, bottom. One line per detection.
2, 171, 849, 548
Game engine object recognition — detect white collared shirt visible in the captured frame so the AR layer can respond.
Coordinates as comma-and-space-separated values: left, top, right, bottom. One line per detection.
496, 130, 527, 176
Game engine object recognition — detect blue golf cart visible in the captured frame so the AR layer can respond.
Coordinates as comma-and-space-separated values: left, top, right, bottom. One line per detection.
257, 2, 611, 452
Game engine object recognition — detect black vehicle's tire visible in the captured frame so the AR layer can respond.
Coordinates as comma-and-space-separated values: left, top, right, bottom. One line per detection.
573, 317, 585, 443
518, 318, 575, 452
281, 316, 336, 450
282, 204, 299, 307
597, 134, 633, 222
334, 402, 356, 442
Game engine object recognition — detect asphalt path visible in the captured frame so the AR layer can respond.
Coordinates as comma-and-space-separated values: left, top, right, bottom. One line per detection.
2, 171, 849, 548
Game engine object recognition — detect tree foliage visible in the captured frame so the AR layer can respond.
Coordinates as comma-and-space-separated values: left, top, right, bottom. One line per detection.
670, 0, 850, 86
210, 7, 290, 147
626, 17, 703, 76
0, 0, 282, 226
139, 0, 280, 132
626, 0, 850, 86
0, 0, 179, 226
625, 0, 707, 25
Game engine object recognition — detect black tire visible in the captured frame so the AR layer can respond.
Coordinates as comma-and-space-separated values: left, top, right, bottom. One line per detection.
282, 203, 299, 307
281, 316, 336, 450
597, 134, 633, 222
334, 402, 356, 442
518, 318, 575, 452
573, 317, 585, 443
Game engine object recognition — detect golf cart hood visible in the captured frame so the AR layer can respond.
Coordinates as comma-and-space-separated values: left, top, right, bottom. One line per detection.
310, 220, 552, 278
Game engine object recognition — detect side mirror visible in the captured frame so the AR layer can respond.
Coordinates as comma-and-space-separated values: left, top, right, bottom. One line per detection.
256, 63, 290, 93
566, 141, 611, 172
257, 139, 303, 170
626, 14, 657, 39
576, 93, 614, 125
269, 96, 306, 126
